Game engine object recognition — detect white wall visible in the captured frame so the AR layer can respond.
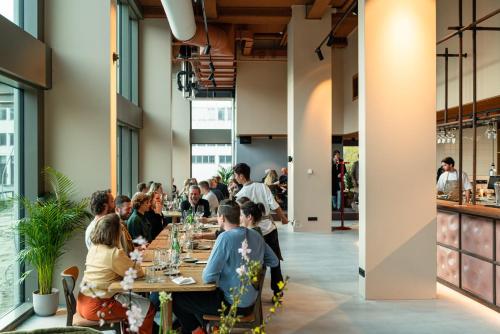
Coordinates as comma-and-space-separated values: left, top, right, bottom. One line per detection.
288, 5, 332, 233
235, 138, 287, 181
359, 0, 436, 299
44, 0, 117, 304
236, 61, 287, 136
139, 19, 173, 193
436, 0, 500, 110
171, 65, 191, 188
332, 30, 359, 135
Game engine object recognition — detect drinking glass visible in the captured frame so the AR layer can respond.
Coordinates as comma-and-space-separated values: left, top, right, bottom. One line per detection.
145, 266, 156, 283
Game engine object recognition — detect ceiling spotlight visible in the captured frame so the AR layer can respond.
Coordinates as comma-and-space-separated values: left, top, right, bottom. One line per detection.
326, 33, 335, 47
203, 44, 211, 55
315, 47, 324, 61
208, 72, 215, 81
209, 62, 215, 73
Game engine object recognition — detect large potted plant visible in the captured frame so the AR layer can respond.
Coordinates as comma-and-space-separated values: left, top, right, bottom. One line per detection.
217, 166, 233, 185
15, 167, 90, 316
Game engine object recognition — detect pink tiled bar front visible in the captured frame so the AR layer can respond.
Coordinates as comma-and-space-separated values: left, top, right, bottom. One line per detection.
497, 266, 500, 306
437, 211, 459, 248
462, 254, 493, 303
437, 245, 459, 286
461, 214, 494, 260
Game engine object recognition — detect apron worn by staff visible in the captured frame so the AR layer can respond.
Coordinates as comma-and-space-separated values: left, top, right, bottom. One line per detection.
443, 171, 460, 202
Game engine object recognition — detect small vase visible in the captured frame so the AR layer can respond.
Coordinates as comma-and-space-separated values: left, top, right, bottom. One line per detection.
32, 288, 59, 316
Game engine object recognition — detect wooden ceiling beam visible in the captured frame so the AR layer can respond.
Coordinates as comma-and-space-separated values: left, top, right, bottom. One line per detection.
211, 7, 291, 25
307, 0, 331, 19
205, 0, 218, 19
217, 0, 308, 7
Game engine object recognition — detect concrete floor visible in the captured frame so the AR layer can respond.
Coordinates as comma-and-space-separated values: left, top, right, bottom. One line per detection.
18, 222, 500, 333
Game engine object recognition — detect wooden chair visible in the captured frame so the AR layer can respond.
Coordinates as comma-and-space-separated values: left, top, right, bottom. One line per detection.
203, 268, 267, 333
61, 266, 123, 333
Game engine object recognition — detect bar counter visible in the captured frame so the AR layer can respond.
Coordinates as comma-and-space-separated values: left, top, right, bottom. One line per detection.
437, 200, 499, 311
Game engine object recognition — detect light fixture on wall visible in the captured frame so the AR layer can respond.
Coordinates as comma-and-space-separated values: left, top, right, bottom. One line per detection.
314, 0, 357, 61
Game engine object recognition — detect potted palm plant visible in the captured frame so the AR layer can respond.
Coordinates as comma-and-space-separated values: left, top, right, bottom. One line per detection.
15, 167, 90, 316
217, 166, 233, 185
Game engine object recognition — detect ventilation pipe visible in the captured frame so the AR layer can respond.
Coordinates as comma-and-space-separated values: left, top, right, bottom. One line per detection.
160, 0, 196, 41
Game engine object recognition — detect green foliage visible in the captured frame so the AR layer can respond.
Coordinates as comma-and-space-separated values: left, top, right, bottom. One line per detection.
13, 167, 91, 295
344, 169, 354, 191
217, 166, 234, 185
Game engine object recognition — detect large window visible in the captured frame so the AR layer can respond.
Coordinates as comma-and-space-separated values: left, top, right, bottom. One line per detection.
0, 0, 20, 26
191, 99, 234, 181
117, 2, 139, 105
117, 125, 139, 197
0, 84, 21, 318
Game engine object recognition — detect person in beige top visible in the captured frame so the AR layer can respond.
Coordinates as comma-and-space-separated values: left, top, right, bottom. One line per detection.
77, 213, 155, 334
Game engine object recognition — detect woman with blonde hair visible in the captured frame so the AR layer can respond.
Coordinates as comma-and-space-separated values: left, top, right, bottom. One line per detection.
77, 213, 155, 334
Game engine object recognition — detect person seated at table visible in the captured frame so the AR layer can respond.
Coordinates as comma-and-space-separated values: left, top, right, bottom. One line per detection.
77, 213, 156, 334
85, 189, 115, 249
227, 178, 241, 199
137, 182, 148, 194
213, 175, 229, 199
199, 181, 219, 215
145, 191, 168, 240
180, 185, 211, 217
127, 192, 153, 243
240, 201, 265, 236
115, 195, 134, 255
172, 200, 279, 334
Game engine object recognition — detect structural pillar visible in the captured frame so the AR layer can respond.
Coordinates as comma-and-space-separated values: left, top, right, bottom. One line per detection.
287, 6, 332, 233
358, 0, 436, 299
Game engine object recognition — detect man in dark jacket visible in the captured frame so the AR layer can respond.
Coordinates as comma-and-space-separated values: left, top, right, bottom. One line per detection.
180, 185, 211, 217
332, 150, 344, 210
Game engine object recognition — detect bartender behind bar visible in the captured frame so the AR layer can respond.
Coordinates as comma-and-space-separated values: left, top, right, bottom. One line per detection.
437, 157, 472, 203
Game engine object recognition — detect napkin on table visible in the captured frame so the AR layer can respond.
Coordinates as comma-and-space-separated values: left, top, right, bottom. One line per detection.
172, 276, 196, 285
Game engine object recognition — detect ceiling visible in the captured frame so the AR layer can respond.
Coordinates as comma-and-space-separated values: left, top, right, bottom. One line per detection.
137, 0, 358, 89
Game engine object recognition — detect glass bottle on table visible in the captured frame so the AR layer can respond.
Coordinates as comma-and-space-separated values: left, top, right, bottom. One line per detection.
170, 224, 181, 270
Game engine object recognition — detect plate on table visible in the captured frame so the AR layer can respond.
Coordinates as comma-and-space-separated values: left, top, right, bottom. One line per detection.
196, 260, 208, 265
163, 269, 180, 276
182, 257, 198, 263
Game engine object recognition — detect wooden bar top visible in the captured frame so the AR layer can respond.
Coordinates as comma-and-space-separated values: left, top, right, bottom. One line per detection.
437, 199, 500, 219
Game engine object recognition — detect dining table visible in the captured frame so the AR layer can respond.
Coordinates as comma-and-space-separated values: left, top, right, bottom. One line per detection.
108, 224, 219, 331
162, 210, 182, 224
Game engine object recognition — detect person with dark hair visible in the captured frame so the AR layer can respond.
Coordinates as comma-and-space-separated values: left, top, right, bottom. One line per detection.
114, 195, 134, 255
233, 162, 287, 298
145, 191, 168, 240
78, 214, 156, 334
213, 175, 229, 199
85, 190, 115, 249
332, 150, 344, 210
437, 156, 472, 202
240, 201, 265, 236
127, 192, 153, 243
199, 181, 219, 214
208, 178, 224, 202
172, 199, 278, 334
180, 185, 211, 218
137, 182, 148, 193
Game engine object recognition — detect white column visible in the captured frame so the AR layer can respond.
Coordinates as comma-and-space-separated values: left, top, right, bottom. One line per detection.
140, 19, 173, 192
358, 0, 436, 299
287, 6, 332, 233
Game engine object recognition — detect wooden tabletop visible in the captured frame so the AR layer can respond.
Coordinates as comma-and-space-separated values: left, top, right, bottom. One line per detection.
437, 199, 500, 220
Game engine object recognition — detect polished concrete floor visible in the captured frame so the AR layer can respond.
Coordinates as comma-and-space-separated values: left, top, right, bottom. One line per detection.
18, 222, 500, 333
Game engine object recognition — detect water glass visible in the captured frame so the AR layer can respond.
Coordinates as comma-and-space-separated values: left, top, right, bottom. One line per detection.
145, 266, 156, 283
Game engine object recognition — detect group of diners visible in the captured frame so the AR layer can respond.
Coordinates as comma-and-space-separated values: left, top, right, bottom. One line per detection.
76, 163, 288, 334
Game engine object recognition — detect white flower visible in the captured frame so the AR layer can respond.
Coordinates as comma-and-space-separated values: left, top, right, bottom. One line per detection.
129, 249, 143, 263
126, 304, 144, 333
238, 239, 252, 261
236, 264, 247, 277
79, 281, 96, 294
132, 236, 147, 246
120, 267, 138, 291
93, 290, 106, 298
98, 318, 106, 327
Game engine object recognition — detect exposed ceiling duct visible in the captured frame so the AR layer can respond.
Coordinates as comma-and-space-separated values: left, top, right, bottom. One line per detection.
160, 0, 196, 41
186, 23, 234, 57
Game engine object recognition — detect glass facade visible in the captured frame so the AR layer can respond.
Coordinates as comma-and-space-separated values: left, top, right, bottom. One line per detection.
191, 100, 233, 130
117, 125, 139, 198
191, 144, 232, 181
0, 83, 21, 318
0, 0, 19, 26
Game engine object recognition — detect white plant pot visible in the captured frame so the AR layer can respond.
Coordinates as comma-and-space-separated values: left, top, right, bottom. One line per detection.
33, 288, 59, 316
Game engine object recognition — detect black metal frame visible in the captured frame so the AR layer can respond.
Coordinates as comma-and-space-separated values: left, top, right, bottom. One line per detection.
437, 209, 499, 312
436, 0, 500, 205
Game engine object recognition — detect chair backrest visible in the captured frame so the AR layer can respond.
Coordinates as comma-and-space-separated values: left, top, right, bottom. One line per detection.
253, 267, 267, 322
61, 266, 79, 326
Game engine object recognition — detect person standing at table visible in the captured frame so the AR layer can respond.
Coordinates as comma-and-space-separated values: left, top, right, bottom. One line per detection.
180, 185, 211, 217
127, 192, 153, 243
172, 200, 278, 334
437, 156, 472, 203
233, 162, 287, 298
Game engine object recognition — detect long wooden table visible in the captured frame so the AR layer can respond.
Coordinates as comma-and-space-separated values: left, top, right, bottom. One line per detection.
108, 226, 218, 331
